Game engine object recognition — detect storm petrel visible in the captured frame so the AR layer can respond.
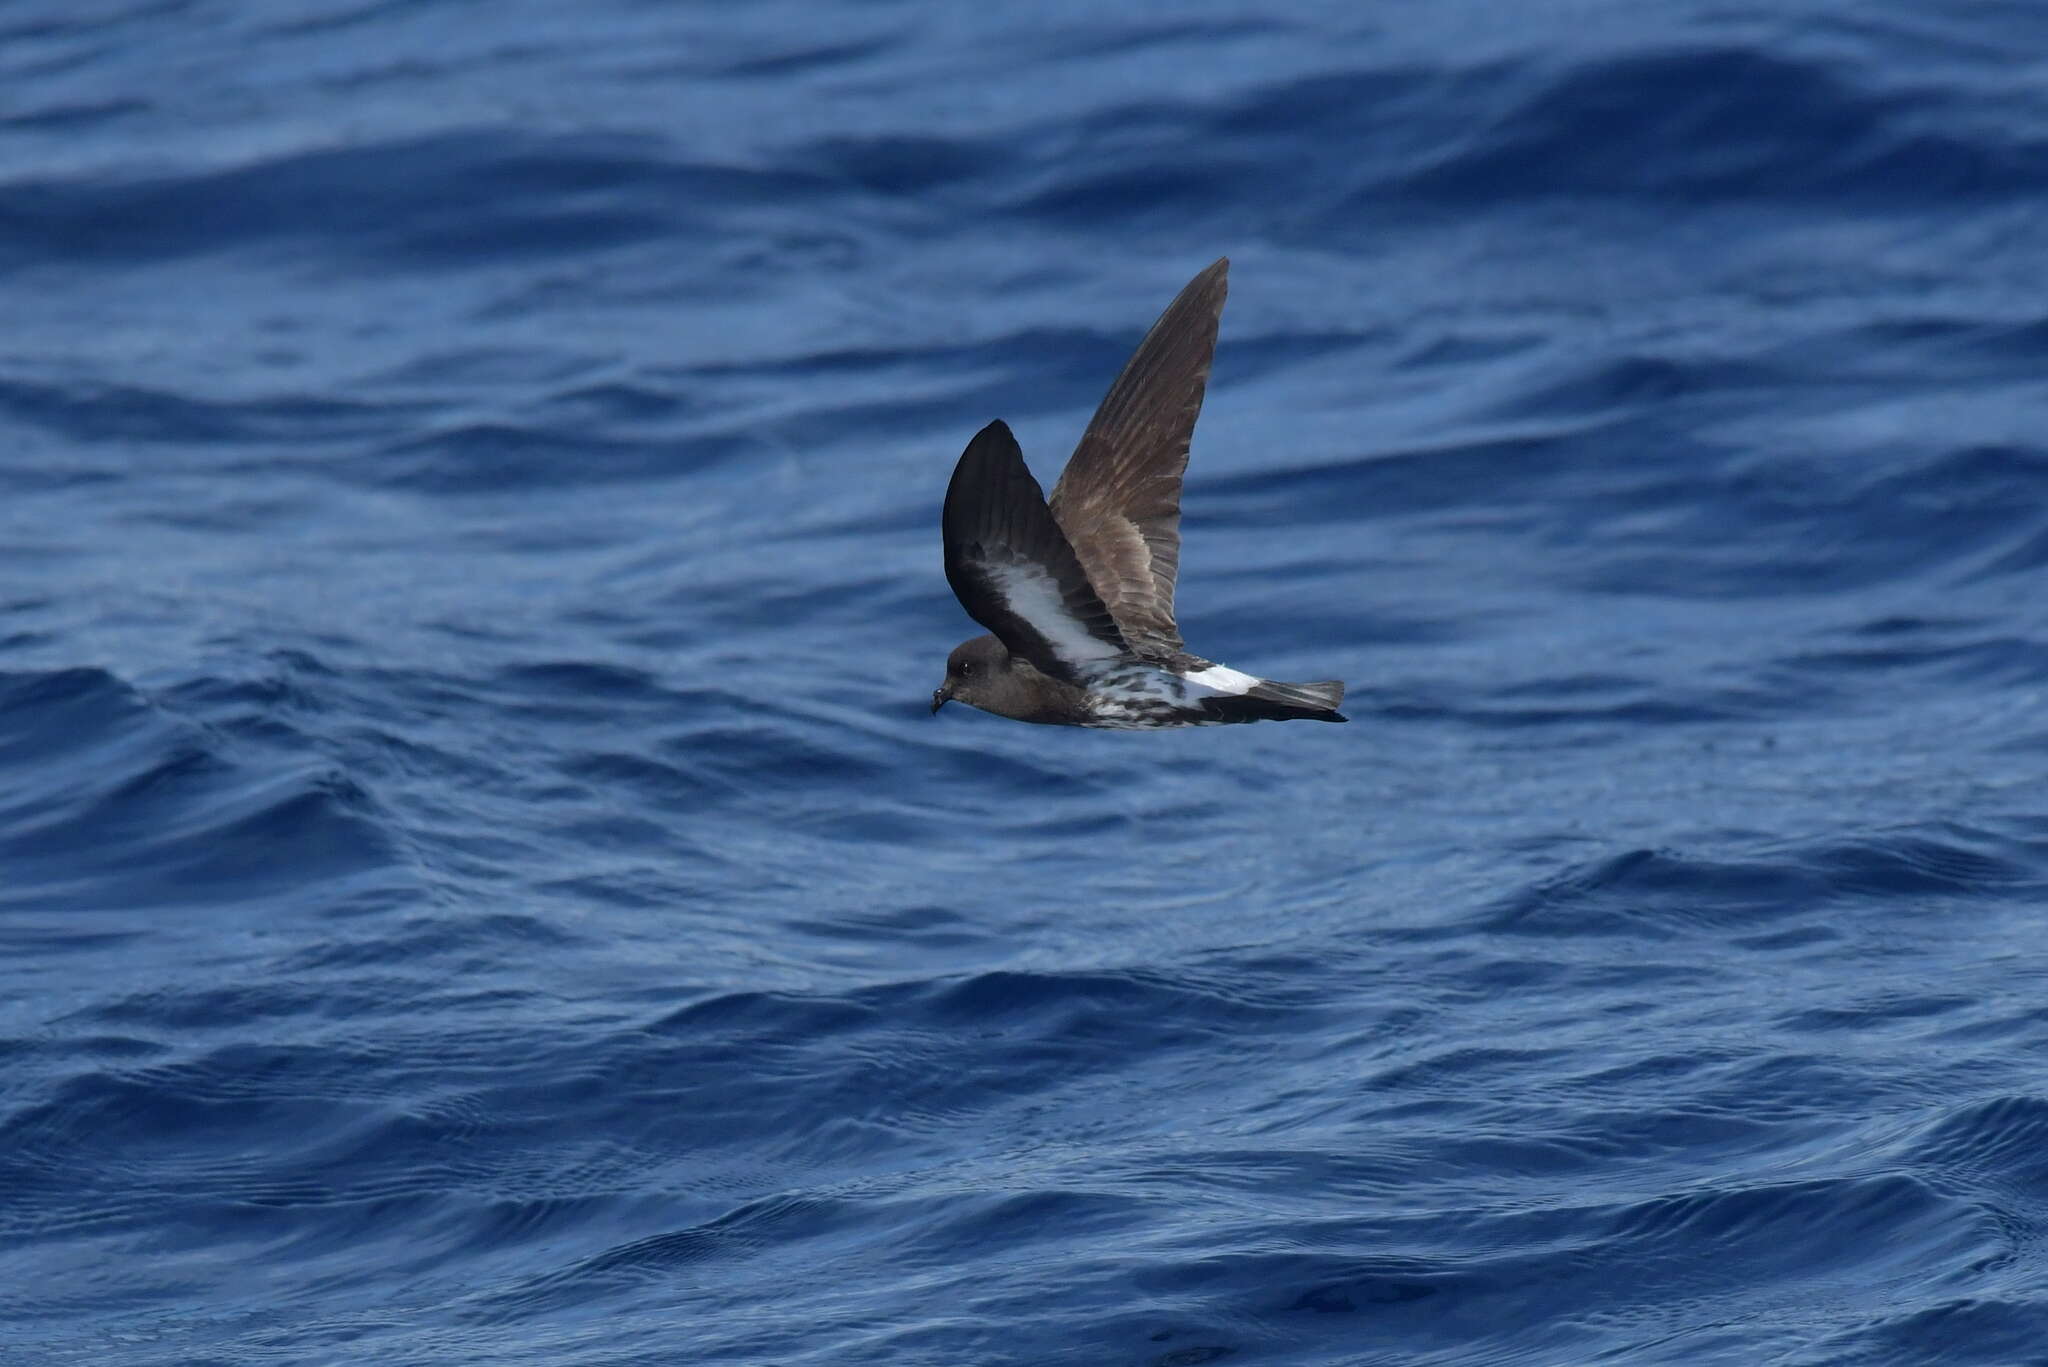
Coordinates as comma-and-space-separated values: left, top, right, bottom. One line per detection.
931, 258, 1347, 728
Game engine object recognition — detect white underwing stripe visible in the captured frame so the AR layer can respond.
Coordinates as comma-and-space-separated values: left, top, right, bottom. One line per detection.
987, 560, 1124, 668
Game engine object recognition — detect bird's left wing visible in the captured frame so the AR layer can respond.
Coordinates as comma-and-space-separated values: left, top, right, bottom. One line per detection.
943, 420, 1129, 684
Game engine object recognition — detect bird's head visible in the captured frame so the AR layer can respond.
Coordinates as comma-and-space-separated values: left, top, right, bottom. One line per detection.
930, 633, 1018, 716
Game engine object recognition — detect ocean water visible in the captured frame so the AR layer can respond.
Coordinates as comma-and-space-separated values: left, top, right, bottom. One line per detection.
6, 2, 2048, 1363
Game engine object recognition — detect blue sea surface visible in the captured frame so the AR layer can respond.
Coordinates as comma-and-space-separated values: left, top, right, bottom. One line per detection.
6, 2, 2048, 1363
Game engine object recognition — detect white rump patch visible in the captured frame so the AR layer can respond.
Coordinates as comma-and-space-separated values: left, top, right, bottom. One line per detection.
989, 561, 1124, 668
1179, 663, 1259, 696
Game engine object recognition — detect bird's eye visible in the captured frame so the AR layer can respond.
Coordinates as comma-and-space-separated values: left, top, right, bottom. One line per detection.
959, 662, 975, 677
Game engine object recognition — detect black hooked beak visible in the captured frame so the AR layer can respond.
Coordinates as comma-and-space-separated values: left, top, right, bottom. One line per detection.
930, 683, 951, 714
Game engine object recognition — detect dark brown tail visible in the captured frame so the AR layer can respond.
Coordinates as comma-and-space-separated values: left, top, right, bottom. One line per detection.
1214, 678, 1347, 724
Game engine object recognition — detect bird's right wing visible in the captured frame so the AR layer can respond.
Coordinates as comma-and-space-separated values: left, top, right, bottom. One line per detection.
1048, 258, 1228, 658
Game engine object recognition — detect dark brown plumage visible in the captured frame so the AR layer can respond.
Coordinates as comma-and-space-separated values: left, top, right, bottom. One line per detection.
1045, 256, 1227, 657
942, 421, 1127, 686
932, 259, 1347, 729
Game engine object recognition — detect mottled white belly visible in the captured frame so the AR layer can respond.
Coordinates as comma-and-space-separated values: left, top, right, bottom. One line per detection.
1077, 662, 1242, 729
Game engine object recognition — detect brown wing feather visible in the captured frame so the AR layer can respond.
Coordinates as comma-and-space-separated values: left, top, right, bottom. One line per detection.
1048, 258, 1228, 659
943, 420, 1129, 684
